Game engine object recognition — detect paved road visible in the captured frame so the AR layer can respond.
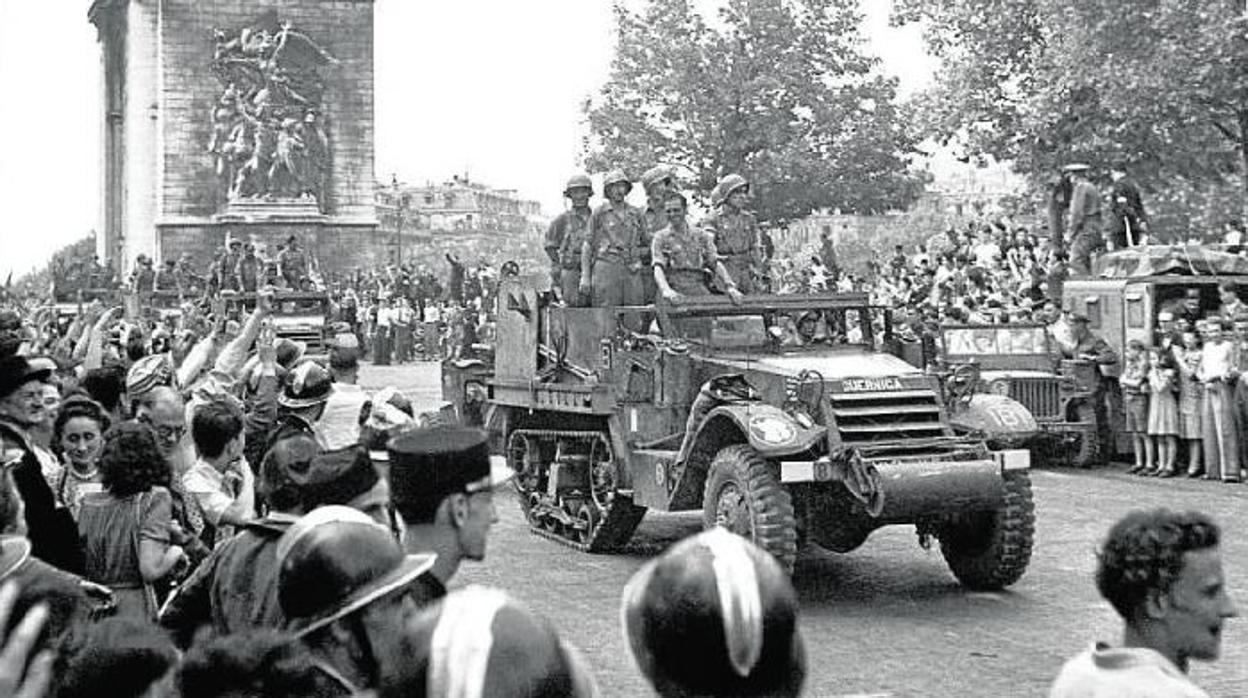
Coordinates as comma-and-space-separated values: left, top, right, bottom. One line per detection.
362, 362, 1248, 697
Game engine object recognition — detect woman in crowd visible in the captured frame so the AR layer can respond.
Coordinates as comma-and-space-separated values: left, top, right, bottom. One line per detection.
1145, 346, 1180, 477
1177, 329, 1205, 477
49, 396, 110, 517
77, 422, 187, 621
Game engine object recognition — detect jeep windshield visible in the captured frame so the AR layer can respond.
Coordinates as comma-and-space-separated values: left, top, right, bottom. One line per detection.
942, 326, 1049, 356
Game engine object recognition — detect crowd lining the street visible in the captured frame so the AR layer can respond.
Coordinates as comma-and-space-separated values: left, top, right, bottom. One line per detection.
0, 166, 1236, 696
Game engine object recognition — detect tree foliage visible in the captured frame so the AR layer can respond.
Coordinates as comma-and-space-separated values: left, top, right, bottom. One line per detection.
583, 0, 926, 223
895, 0, 1248, 206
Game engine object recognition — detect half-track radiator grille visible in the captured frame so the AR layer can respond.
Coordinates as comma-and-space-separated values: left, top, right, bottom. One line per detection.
829, 389, 947, 444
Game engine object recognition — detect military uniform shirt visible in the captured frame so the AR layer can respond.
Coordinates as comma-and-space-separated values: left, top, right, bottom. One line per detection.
703, 209, 760, 260
582, 201, 646, 269
652, 224, 719, 271
544, 209, 592, 270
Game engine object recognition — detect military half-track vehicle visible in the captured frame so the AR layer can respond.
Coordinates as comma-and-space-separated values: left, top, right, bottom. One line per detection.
938, 323, 1102, 466
444, 279, 1037, 588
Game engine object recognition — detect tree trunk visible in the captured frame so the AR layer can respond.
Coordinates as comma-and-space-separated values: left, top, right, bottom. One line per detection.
1239, 110, 1248, 224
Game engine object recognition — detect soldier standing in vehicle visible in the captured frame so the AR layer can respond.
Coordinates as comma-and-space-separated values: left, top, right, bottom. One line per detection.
544, 174, 594, 306
1064, 313, 1120, 462
279, 235, 308, 290
1065, 163, 1103, 276
218, 237, 243, 292
580, 170, 647, 310
704, 174, 762, 294
639, 165, 676, 304
652, 192, 742, 303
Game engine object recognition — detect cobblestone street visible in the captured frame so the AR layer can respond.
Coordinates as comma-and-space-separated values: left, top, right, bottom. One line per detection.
364, 361, 1248, 697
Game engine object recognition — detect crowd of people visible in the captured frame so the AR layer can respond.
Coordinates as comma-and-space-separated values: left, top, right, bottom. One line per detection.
0, 163, 1238, 695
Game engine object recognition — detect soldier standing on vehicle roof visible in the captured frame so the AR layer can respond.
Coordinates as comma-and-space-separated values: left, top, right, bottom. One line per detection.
580, 169, 647, 310
704, 174, 763, 294
1065, 163, 1104, 277
544, 174, 594, 307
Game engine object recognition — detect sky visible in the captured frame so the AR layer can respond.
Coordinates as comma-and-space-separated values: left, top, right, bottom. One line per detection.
0, 0, 933, 279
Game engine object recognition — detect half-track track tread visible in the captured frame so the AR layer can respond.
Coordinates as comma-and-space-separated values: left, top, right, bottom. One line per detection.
509, 428, 647, 553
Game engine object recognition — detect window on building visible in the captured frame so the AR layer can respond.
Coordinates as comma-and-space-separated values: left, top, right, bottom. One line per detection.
424, 193, 434, 205
955, 203, 964, 217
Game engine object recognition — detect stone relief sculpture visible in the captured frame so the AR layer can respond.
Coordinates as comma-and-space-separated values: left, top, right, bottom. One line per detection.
208, 13, 336, 208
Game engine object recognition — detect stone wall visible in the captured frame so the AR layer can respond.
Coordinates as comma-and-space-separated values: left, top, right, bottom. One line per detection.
158, 0, 377, 221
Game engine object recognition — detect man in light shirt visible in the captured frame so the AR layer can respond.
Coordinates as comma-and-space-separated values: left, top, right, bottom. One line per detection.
184, 398, 255, 545
1050, 509, 1237, 697
1197, 319, 1239, 482
316, 334, 369, 451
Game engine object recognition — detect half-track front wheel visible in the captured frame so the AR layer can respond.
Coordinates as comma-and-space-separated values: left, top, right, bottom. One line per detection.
702, 445, 798, 573
937, 471, 1035, 590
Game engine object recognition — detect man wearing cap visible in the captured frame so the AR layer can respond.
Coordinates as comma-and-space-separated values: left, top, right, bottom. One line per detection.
0, 355, 84, 573
279, 235, 308, 290
387, 427, 513, 603
545, 174, 595, 306
277, 505, 435, 695
160, 438, 395, 645
1064, 313, 1119, 462
580, 169, 647, 312
1065, 163, 1104, 276
704, 173, 763, 294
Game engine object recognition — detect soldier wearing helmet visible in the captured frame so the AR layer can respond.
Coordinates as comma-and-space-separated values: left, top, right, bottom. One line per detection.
579, 169, 648, 315
544, 174, 594, 306
639, 165, 676, 304
131, 254, 157, 293
704, 173, 763, 294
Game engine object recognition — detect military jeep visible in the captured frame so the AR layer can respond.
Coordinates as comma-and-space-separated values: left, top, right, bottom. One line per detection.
938, 324, 1101, 466
443, 279, 1037, 589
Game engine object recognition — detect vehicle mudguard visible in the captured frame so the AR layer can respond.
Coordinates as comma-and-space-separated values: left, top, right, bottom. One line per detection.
950, 394, 1038, 440
685, 403, 826, 461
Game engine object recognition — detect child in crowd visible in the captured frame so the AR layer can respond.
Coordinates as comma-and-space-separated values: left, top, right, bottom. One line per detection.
1177, 329, 1205, 477
1119, 340, 1151, 474
1145, 346, 1180, 476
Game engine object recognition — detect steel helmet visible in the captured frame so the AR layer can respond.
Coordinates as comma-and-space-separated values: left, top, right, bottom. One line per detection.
276, 505, 435, 636
621, 528, 806, 697
602, 169, 633, 194
713, 173, 749, 206
384, 586, 599, 698
640, 165, 675, 191
563, 174, 593, 196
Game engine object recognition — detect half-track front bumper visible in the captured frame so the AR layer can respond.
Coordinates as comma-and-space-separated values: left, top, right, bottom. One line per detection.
780, 449, 1028, 521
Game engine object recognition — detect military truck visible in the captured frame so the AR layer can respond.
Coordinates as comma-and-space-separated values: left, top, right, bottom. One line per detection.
938, 323, 1100, 466
226, 291, 333, 357
1062, 246, 1248, 454
443, 279, 1037, 589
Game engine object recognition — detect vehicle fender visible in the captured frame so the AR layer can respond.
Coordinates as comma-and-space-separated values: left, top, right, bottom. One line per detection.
950, 394, 1038, 439
690, 404, 826, 459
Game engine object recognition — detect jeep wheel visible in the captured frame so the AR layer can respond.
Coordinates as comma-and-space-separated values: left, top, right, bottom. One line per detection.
1070, 404, 1100, 468
702, 445, 798, 573
938, 471, 1035, 590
